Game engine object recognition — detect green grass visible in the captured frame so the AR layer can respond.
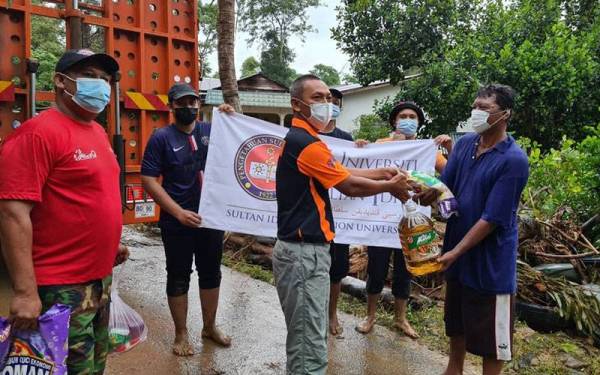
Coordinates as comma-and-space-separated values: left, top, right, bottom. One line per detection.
224, 254, 600, 374
508, 322, 600, 374
222, 253, 274, 284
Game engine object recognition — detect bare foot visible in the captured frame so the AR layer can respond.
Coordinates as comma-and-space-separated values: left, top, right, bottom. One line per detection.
202, 326, 232, 347
393, 320, 419, 339
172, 332, 194, 356
355, 317, 376, 334
329, 315, 343, 336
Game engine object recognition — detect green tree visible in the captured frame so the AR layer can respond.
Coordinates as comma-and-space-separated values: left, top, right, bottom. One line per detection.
413, 1, 597, 147
352, 114, 390, 142
332, 0, 479, 85
519, 126, 600, 223
240, 56, 261, 77
199, 0, 218, 78
237, 0, 320, 46
237, 0, 320, 86
341, 73, 359, 84
30, 16, 65, 91
347, 0, 600, 149
259, 31, 298, 86
202, 60, 214, 77
562, 0, 600, 32
309, 64, 340, 86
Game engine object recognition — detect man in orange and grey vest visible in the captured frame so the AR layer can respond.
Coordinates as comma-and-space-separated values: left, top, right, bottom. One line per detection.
274, 74, 413, 374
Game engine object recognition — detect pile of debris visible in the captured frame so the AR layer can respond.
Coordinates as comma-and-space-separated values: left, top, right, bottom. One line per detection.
517, 261, 600, 344
222, 207, 600, 343
519, 208, 599, 281
513, 208, 599, 343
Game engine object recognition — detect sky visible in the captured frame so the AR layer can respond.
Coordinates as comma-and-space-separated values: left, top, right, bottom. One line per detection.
206, 0, 352, 78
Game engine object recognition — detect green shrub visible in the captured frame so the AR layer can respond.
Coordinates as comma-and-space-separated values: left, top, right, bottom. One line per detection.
352, 114, 390, 142
519, 124, 600, 223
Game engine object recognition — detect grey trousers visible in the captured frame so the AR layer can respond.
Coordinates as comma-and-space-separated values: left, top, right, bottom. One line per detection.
272, 240, 332, 375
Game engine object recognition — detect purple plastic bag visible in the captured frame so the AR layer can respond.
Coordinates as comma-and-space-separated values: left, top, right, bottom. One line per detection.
0, 318, 9, 368
0, 304, 70, 375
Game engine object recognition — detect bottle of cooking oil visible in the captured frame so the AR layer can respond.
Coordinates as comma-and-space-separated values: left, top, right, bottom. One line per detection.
399, 199, 442, 276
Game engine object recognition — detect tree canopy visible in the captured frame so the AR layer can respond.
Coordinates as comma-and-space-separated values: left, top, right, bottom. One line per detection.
332, 0, 477, 85
29, 15, 65, 91
259, 31, 298, 86
240, 56, 261, 78
334, 0, 600, 148
237, 0, 320, 45
237, 0, 321, 87
198, 0, 218, 77
309, 64, 340, 86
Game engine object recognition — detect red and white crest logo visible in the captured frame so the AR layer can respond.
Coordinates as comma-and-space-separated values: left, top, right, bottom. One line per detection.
234, 134, 284, 201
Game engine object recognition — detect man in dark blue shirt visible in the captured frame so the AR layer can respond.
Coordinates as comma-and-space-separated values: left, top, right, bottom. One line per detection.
141, 83, 234, 355
319, 88, 353, 336
416, 84, 528, 375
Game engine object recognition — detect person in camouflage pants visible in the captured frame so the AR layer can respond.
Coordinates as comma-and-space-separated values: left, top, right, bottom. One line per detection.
0, 50, 128, 375
38, 275, 112, 375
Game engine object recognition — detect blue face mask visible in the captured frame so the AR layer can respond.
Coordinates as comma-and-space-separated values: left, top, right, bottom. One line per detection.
62, 74, 111, 113
331, 104, 341, 120
396, 118, 418, 136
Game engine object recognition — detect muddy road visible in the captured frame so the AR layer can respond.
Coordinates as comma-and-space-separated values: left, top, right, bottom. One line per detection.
0, 228, 475, 374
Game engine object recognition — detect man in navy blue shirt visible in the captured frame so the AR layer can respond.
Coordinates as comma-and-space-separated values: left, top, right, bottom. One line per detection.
141, 83, 234, 355
319, 88, 354, 336
416, 84, 528, 375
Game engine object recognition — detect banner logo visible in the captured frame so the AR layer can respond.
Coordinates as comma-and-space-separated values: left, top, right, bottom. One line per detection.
234, 134, 283, 201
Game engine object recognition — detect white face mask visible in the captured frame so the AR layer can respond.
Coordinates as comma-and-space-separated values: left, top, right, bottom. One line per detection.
467, 109, 509, 134
297, 100, 333, 131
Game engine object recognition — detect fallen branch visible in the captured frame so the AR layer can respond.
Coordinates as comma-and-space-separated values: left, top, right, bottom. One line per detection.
423, 284, 444, 298
534, 251, 598, 259
539, 220, 579, 243
226, 234, 273, 255
580, 233, 599, 253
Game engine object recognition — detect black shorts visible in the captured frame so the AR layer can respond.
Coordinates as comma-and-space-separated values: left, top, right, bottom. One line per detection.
329, 242, 349, 283
365, 246, 411, 299
161, 226, 224, 296
444, 280, 515, 361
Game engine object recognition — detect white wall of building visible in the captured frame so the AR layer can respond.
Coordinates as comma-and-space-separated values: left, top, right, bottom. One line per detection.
336, 84, 402, 134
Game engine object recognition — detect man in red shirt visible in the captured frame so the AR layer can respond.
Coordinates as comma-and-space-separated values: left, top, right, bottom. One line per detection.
0, 49, 127, 374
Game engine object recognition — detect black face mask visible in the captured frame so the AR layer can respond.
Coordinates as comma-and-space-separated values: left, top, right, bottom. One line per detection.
174, 107, 198, 125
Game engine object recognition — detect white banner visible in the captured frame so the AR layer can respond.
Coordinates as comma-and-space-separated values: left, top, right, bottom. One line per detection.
199, 109, 436, 248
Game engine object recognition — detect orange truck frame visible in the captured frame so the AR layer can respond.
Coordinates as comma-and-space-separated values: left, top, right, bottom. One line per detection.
0, 0, 199, 223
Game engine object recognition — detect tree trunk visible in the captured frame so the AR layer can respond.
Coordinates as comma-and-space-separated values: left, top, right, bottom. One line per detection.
217, 0, 242, 112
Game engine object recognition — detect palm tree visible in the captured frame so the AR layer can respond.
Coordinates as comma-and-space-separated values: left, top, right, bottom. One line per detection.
217, 0, 242, 112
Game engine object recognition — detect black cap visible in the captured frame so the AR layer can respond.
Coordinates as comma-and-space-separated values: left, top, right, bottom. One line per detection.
168, 83, 199, 103
330, 88, 343, 99
55, 49, 119, 75
389, 100, 426, 128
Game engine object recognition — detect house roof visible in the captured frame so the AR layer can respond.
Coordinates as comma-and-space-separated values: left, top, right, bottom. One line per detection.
332, 73, 421, 95
332, 80, 390, 94
200, 72, 289, 93
236, 73, 289, 92
204, 90, 291, 108
200, 77, 222, 91
201, 72, 291, 108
